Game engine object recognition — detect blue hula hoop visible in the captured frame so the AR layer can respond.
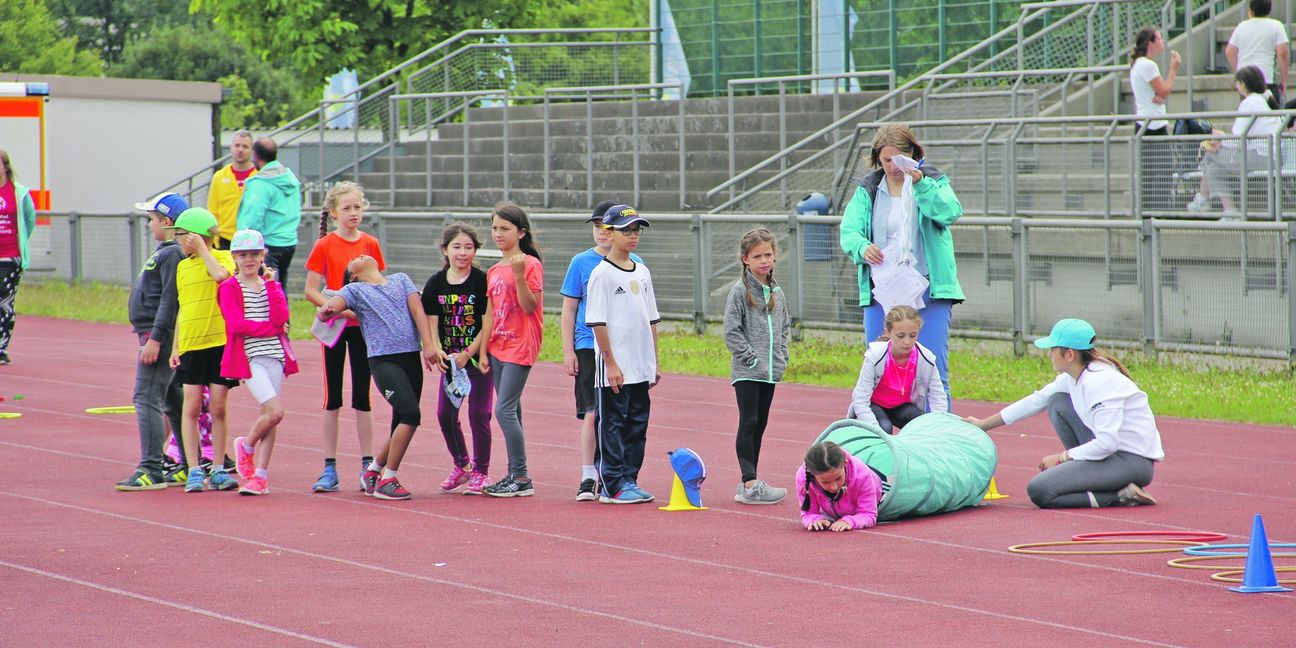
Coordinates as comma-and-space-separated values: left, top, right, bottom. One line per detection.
1184, 542, 1296, 556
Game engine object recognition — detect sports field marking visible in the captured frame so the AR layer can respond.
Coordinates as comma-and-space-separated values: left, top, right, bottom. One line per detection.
0, 560, 356, 647
2, 493, 770, 648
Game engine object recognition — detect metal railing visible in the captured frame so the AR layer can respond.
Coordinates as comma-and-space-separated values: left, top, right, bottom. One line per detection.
156, 28, 655, 208
386, 91, 512, 206
542, 83, 686, 210
30, 210, 1296, 361
725, 71, 897, 202
830, 110, 1296, 222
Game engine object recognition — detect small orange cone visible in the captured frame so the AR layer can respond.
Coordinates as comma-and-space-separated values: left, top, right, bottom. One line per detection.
982, 477, 1010, 501
659, 475, 707, 511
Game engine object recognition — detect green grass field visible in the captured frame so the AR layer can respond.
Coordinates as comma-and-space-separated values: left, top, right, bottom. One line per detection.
17, 281, 1295, 426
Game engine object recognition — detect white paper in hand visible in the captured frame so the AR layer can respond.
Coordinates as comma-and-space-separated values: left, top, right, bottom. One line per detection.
890, 154, 921, 174
870, 174, 929, 311
311, 316, 346, 348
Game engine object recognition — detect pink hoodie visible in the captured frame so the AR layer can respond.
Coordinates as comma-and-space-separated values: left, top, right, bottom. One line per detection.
795, 453, 882, 530
217, 276, 298, 380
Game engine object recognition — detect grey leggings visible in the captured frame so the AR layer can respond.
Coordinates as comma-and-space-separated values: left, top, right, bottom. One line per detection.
1026, 393, 1155, 508
490, 357, 531, 479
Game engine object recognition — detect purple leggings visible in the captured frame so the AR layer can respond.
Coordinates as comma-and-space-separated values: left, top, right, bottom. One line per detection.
437, 363, 493, 473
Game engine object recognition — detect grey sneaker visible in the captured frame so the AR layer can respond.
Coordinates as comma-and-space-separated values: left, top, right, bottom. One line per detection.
734, 480, 787, 505
1116, 483, 1158, 506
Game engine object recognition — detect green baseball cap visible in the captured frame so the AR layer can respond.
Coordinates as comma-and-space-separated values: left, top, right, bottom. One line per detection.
1033, 318, 1096, 350
164, 207, 219, 236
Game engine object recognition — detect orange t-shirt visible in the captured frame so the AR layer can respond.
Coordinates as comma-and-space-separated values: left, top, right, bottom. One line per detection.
487, 256, 544, 366
305, 231, 386, 327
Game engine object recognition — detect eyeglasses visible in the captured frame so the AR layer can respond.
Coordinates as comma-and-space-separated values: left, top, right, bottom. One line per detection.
615, 227, 643, 236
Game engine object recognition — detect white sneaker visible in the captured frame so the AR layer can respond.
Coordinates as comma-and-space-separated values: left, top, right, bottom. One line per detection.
734, 480, 787, 505
1185, 194, 1210, 211
1220, 209, 1241, 221
1116, 483, 1158, 506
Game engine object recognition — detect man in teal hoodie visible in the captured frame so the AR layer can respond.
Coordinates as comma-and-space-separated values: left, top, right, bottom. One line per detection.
237, 138, 302, 288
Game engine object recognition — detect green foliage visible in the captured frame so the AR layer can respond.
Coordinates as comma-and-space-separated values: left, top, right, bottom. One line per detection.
112, 24, 311, 129
0, 0, 103, 75
190, 0, 546, 86
48, 0, 202, 65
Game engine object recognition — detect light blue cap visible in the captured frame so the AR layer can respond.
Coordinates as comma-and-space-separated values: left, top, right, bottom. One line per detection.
1033, 318, 1096, 350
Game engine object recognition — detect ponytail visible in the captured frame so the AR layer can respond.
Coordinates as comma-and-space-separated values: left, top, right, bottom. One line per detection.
1130, 27, 1158, 67
1079, 348, 1132, 378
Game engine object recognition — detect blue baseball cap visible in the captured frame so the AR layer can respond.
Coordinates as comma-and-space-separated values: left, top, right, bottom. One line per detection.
668, 448, 706, 507
134, 192, 189, 219
601, 204, 650, 230
1033, 318, 1096, 350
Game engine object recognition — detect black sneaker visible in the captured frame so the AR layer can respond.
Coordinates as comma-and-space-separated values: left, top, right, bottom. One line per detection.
576, 478, 598, 501
164, 465, 189, 487
0, 351, 10, 365
484, 475, 534, 498
115, 468, 167, 491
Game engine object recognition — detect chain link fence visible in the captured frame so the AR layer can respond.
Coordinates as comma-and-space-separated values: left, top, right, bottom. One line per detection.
27, 210, 1295, 360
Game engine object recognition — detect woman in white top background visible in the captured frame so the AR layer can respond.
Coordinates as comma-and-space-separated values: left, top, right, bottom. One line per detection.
964, 319, 1165, 509
1129, 26, 1180, 214
1187, 65, 1284, 218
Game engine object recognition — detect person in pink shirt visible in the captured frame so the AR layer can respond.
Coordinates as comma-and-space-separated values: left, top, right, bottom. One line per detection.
847, 305, 948, 433
796, 441, 882, 531
218, 229, 298, 495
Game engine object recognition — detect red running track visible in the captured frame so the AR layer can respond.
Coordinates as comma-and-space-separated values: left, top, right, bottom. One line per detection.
2, 317, 1294, 647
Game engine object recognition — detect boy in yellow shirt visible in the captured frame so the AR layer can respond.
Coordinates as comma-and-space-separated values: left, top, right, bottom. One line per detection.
166, 208, 239, 492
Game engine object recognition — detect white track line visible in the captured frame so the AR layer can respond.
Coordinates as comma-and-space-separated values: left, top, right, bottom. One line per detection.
1, 493, 767, 647
0, 560, 355, 647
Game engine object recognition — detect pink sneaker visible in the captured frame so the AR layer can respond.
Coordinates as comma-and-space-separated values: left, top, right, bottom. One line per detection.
361, 467, 381, 497
463, 471, 488, 495
234, 436, 255, 480
238, 475, 268, 496
440, 465, 470, 492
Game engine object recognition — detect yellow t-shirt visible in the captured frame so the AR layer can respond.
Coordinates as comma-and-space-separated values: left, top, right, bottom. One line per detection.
175, 249, 236, 355
208, 164, 257, 241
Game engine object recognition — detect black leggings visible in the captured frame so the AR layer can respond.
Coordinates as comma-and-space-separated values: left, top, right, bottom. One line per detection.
323, 326, 371, 411
871, 402, 924, 434
734, 381, 776, 483
369, 352, 424, 432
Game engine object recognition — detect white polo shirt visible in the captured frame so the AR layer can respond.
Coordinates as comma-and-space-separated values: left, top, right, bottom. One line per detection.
585, 257, 661, 387
1000, 361, 1165, 462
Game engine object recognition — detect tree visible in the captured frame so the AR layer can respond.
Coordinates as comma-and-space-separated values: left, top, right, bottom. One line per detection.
190, 0, 546, 85
0, 0, 103, 76
49, 0, 202, 65
113, 24, 311, 128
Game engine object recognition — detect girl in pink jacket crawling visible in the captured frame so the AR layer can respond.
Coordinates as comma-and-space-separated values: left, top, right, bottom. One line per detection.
796, 441, 883, 531
218, 229, 299, 496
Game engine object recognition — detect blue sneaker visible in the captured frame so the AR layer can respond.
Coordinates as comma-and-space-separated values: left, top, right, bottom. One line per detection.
185, 466, 207, 493
209, 469, 239, 491
599, 483, 648, 504
312, 465, 340, 493
622, 481, 654, 503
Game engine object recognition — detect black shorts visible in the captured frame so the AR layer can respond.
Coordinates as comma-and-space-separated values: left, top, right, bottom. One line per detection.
574, 348, 597, 419
175, 346, 239, 388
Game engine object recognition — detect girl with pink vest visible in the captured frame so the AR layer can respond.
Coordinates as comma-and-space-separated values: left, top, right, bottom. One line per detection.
847, 305, 947, 434
218, 229, 298, 496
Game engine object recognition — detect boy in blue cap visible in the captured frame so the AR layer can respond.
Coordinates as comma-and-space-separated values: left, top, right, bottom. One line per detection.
585, 205, 661, 504
116, 193, 188, 490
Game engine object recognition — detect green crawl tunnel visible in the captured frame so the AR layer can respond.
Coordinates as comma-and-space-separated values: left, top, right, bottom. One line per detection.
813, 413, 999, 522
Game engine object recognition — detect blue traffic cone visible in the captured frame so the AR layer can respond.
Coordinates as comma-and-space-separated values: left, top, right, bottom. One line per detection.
1230, 514, 1292, 593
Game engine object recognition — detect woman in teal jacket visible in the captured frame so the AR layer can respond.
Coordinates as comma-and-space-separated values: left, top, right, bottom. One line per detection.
838, 124, 964, 400
0, 150, 38, 365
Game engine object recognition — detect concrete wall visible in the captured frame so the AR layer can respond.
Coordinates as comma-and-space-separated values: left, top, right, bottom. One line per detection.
1, 74, 222, 214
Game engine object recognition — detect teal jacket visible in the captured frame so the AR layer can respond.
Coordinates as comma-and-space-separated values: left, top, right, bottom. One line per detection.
8, 181, 37, 270
236, 161, 302, 246
839, 167, 964, 306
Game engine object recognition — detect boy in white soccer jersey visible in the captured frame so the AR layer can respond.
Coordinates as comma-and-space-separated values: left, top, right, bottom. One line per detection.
584, 205, 661, 504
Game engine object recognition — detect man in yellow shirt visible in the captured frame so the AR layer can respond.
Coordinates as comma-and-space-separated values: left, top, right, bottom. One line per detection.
165, 207, 238, 493
208, 130, 257, 249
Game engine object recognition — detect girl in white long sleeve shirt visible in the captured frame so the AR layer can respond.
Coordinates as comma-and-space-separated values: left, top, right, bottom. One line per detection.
965, 318, 1164, 508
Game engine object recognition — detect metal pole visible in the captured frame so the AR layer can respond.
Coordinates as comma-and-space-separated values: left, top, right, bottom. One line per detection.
691, 214, 706, 333
317, 101, 326, 205
633, 88, 642, 206
389, 96, 397, 206
886, 0, 896, 73
797, 0, 805, 77
1185, 0, 1193, 110
463, 100, 471, 205
1140, 219, 1157, 357
543, 94, 551, 207
502, 92, 511, 202
425, 100, 432, 205
127, 213, 139, 283
68, 212, 81, 284
712, 0, 721, 97
679, 89, 687, 210
728, 82, 736, 201
779, 82, 788, 207
938, 0, 947, 61
787, 212, 804, 340
1010, 217, 1025, 355
1287, 222, 1296, 367
754, 0, 763, 78
587, 90, 595, 208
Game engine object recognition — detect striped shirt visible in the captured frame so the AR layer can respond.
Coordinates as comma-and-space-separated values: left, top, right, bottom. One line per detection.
240, 279, 284, 360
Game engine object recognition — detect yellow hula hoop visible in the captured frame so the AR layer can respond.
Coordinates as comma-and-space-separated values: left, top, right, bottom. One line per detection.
1167, 554, 1296, 570
1209, 567, 1296, 584
85, 406, 136, 414
0, 412, 20, 419
1009, 539, 1208, 555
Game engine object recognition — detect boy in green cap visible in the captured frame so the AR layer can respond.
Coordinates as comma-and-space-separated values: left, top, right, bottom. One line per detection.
165, 207, 239, 493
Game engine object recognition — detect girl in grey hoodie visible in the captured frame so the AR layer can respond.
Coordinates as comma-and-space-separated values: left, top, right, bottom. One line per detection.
723, 228, 791, 505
